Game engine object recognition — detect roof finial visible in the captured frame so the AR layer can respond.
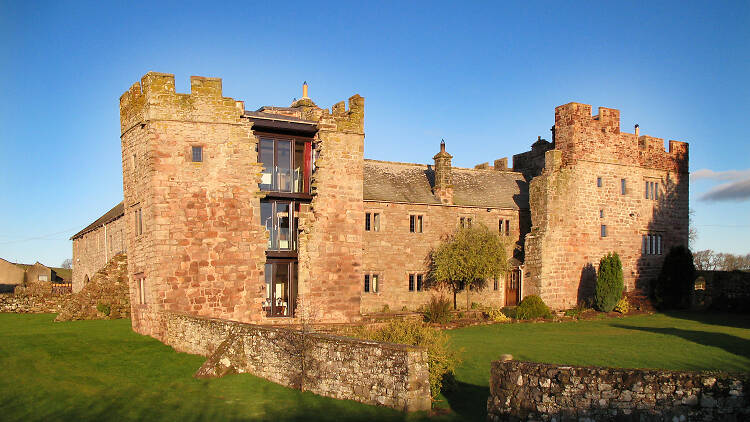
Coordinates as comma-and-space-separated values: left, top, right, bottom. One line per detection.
440, 139, 446, 152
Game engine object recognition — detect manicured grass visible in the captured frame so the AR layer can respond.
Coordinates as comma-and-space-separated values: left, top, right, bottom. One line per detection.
1, 312, 748, 421
440, 312, 750, 420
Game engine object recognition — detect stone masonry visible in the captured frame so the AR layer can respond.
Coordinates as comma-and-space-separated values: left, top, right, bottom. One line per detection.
71, 73, 691, 335
517, 103, 689, 309
487, 358, 749, 421
71, 202, 126, 292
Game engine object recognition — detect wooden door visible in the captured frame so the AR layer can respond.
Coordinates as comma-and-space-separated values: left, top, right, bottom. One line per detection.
505, 269, 521, 306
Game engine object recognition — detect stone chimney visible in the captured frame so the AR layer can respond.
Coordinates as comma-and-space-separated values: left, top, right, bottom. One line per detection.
635, 124, 640, 137
433, 140, 453, 205
302, 81, 309, 99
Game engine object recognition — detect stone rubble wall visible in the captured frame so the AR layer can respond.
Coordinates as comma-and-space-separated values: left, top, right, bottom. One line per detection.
487, 359, 749, 421
0, 292, 68, 313
164, 312, 431, 412
56, 253, 130, 321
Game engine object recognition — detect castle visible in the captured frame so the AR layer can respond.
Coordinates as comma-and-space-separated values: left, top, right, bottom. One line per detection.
71, 72, 688, 340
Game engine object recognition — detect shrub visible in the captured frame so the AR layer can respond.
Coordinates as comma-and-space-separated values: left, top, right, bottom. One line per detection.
380, 304, 390, 313
485, 308, 509, 322
345, 319, 459, 399
423, 296, 453, 324
470, 302, 481, 310
652, 245, 696, 309
501, 306, 518, 319
613, 297, 630, 314
594, 252, 624, 312
516, 295, 551, 319
96, 303, 111, 316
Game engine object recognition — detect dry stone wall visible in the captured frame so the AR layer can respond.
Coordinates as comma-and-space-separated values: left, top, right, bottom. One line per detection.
56, 253, 130, 321
164, 312, 431, 412
0, 292, 67, 313
488, 359, 750, 421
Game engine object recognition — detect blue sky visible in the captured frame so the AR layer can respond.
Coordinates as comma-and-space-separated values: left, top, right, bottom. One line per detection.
1, 1, 748, 266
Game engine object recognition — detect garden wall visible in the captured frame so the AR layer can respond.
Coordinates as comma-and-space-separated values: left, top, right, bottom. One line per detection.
163, 312, 431, 411
488, 358, 749, 421
0, 292, 68, 313
693, 270, 750, 312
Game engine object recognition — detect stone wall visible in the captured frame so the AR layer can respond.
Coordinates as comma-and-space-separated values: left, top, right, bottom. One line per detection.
0, 284, 69, 313
693, 270, 750, 312
56, 253, 130, 321
72, 215, 126, 292
523, 103, 689, 309
163, 312, 431, 412
488, 359, 749, 421
361, 201, 523, 313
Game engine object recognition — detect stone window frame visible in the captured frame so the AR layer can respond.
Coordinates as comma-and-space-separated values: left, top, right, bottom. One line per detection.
459, 216, 473, 229
191, 145, 203, 163
408, 273, 425, 292
644, 179, 660, 201
134, 207, 143, 237
599, 209, 604, 219
365, 211, 381, 232
409, 214, 423, 233
134, 272, 146, 305
364, 272, 380, 294
621, 178, 627, 195
600, 224, 607, 238
499, 219, 511, 236
642, 233, 663, 255
597, 176, 602, 188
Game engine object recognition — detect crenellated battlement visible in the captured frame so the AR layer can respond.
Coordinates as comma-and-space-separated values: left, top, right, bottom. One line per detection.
551, 102, 688, 173
292, 93, 365, 134
119, 72, 241, 134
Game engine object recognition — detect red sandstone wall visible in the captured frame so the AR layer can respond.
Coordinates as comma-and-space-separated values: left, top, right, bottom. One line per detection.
361, 201, 521, 312
120, 73, 267, 338
72, 217, 126, 292
523, 103, 689, 309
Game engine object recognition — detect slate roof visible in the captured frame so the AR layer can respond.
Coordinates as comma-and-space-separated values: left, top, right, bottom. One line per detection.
363, 160, 529, 210
71, 202, 125, 240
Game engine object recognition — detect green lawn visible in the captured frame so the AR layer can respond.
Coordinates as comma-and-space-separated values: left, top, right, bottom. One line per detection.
1, 312, 748, 422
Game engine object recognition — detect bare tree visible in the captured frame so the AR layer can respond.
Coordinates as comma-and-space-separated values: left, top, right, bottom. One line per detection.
61, 258, 73, 269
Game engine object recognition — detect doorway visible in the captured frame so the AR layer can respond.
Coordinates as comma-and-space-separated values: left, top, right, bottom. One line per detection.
505, 268, 521, 306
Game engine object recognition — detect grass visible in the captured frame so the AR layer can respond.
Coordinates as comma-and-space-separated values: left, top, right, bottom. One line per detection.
1, 312, 749, 421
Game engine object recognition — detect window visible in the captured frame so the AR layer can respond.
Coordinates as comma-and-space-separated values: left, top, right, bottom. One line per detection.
645, 180, 659, 200
191, 146, 203, 162
621, 179, 626, 195
460, 216, 473, 228
599, 209, 604, 218
258, 137, 312, 193
601, 224, 607, 237
408, 273, 424, 292
364, 273, 379, 293
410, 215, 423, 233
264, 261, 297, 317
38, 275, 48, 282
642, 234, 663, 255
499, 219, 503, 234
135, 274, 146, 305
261, 200, 297, 251
504, 220, 510, 236
134, 208, 143, 236
365, 212, 380, 232
493, 279, 499, 290
597, 177, 602, 187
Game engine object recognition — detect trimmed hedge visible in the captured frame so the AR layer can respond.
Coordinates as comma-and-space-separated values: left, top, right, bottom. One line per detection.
653, 245, 696, 309
594, 252, 624, 312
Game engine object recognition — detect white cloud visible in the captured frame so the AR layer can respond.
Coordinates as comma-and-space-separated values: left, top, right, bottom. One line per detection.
700, 178, 750, 202
691, 168, 750, 181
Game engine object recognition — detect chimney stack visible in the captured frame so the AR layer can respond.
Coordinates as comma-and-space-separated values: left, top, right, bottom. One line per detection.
635, 124, 640, 137
302, 81, 309, 99
433, 140, 454, 205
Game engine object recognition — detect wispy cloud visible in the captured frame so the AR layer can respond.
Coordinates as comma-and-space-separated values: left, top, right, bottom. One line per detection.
691, 168, 750, 181
696, 168, 750, 202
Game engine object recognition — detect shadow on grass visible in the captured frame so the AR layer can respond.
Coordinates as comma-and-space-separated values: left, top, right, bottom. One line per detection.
612, 323, 750, 362
442, 380, 489, 421
661, 310, 750, 330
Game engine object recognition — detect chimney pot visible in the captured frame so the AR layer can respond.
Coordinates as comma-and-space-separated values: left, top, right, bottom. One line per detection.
635, 124, 640, 137
302, 81, 309, 99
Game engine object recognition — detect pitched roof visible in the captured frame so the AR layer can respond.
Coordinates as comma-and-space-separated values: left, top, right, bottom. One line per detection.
71, 202, 125, 240
363, 160, 528, 210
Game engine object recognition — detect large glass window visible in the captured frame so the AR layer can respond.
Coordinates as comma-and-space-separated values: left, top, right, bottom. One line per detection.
261, 200, 296, 251
263, 261, 297, 317
258, 137, 312, 193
